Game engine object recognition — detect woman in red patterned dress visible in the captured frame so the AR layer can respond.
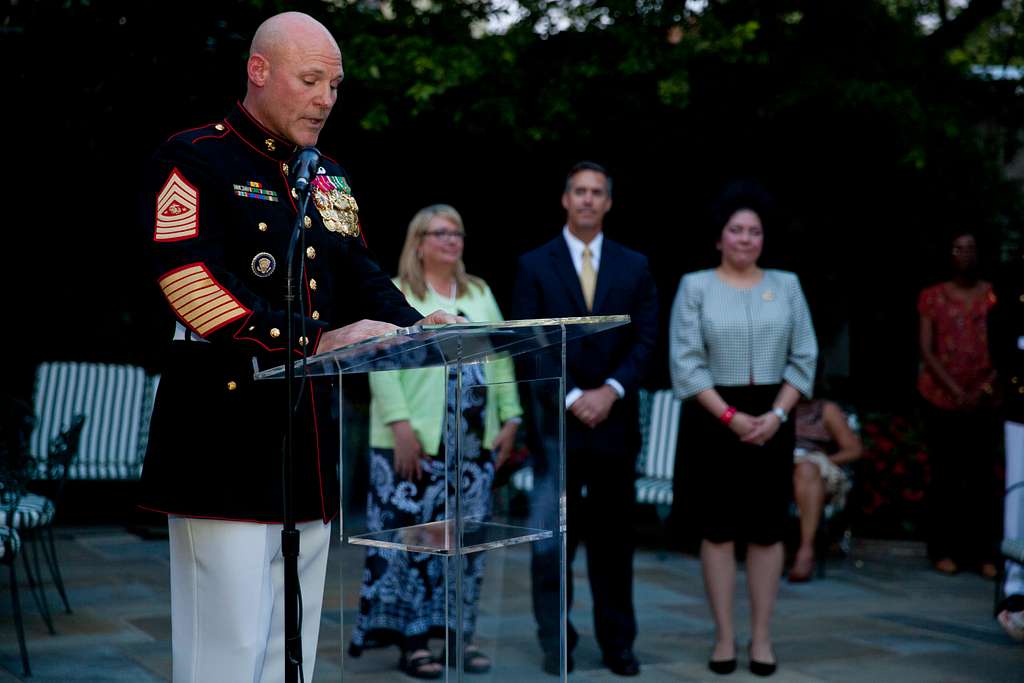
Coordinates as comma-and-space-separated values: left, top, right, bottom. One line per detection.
917, 231, 1000, 577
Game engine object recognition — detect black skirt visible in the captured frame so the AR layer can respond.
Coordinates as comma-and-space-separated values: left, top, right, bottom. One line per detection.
672, 384, 794, 545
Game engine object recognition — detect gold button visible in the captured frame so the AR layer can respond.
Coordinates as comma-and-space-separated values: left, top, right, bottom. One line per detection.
214, 123, 225, 131
304, 216, 312, 229
226, 381, 237, 391
306, 246, 316, 260
298, 336, 308, 346
258, 222, 268, 232
311, 310, 320, 320
1019, 386, 1024, 395
309, 279, 317, 291
291, 188, 299, 199
1013, 376, 1020, 385
1019, 294, 1024, 303
282, 163, 289, 174
270, 327, 281, 338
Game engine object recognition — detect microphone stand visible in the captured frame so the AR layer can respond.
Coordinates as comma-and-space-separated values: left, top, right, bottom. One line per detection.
283, 181, 313, 683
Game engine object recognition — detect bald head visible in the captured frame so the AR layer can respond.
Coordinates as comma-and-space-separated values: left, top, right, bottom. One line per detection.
250, 12, 339, 64
243, 12, 343, 147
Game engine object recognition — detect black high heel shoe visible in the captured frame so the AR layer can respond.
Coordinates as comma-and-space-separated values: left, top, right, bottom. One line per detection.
747, 643, 777, 677
708, 657, 737, 675
708, 643, 737, 675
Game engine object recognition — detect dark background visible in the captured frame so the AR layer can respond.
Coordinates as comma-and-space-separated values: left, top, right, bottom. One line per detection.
3, 0, 1022, 413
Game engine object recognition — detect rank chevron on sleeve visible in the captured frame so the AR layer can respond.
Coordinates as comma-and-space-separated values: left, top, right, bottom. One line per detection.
155, 168, 199, 242
158, 263, 250, 336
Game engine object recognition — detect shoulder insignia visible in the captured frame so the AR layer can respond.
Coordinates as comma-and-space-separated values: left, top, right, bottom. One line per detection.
158, 263, 250, 336
155, 168, 199, 242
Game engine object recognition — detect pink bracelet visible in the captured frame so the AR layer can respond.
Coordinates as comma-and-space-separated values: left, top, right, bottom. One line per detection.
719, 406, 737, 425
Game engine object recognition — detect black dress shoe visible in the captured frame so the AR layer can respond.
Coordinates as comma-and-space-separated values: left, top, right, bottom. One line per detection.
749, 659, 777, 677
602, 649, 641, 676
708, 657, 737, 675
542, 651, 574, 676
748, 644, 777, 677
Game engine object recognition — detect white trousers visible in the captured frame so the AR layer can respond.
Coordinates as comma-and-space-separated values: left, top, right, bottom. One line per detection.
1006, 421, 1024, 599
168, 517, 331, 683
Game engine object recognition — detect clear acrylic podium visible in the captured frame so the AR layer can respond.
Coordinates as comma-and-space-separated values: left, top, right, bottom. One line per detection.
256, 316, 628, 681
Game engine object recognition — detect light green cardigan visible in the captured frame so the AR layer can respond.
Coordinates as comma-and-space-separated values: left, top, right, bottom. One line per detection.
369, 278, 523, 456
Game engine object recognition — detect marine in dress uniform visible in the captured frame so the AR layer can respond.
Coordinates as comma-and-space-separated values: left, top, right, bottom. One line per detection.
138, 14, 428, 683
140, 101, 419, 524
139, 100, 419, 679
139, 98, 419, 679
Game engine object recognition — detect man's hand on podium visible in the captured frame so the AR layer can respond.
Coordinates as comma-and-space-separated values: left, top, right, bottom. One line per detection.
418, 310, 465, 325
316, 319, 400, 354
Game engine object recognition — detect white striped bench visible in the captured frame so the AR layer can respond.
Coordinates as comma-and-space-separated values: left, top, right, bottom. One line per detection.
510, 388, 683, 508
30, 362, 160, 480
634, 389, 682, 507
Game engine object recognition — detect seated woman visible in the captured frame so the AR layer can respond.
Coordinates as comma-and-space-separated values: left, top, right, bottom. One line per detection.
789, 398, 863, 582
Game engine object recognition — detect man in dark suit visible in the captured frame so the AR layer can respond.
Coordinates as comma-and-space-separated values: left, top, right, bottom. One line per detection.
513, 161, 658, 676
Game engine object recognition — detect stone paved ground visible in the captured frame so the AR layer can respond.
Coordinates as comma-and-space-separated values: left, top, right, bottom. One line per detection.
1, 527, 1021, 682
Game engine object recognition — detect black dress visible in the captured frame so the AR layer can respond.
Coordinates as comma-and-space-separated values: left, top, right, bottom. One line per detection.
677, 384, 795, 545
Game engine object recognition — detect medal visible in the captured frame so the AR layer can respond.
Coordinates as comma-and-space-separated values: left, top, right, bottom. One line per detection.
311, 175, 360, 237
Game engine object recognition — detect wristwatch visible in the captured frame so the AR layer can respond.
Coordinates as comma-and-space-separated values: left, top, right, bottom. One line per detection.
771, 406, 788, 423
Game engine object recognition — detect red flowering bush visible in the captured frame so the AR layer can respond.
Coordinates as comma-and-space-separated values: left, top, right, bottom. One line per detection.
852, 412, 930, 539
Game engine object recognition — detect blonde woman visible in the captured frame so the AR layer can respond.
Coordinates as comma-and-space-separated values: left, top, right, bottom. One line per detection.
349, 205, 522, 679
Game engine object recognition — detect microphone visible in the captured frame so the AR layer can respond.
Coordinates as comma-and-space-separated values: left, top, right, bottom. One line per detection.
292, 146, 321, 193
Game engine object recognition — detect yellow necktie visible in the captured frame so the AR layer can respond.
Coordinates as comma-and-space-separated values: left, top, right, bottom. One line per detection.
580, 246, 597, 311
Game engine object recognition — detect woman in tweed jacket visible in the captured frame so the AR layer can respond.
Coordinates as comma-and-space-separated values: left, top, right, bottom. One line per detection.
669, 191, 817, 677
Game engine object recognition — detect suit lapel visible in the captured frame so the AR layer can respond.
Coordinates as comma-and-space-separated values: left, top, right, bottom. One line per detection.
591, 238, 618, 313
549, 237, 588, 313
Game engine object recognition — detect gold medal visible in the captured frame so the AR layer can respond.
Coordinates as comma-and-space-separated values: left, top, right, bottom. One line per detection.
311, 175, 360, 238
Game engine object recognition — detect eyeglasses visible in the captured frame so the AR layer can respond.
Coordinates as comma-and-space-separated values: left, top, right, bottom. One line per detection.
423, 229, 465, 241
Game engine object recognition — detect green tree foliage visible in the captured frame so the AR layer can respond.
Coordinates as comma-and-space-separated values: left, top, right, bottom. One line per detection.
2, 0, 1021, 407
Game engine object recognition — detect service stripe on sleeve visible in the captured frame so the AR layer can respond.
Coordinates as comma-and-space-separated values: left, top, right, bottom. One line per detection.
158, 264, 249, 336
155, 168, 199, 241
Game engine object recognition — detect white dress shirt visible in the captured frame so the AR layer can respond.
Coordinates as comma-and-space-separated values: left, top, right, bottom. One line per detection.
561, 226, 625, 408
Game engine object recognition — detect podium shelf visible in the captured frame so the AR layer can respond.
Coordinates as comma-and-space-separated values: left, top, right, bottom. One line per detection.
347, 519, 553, 556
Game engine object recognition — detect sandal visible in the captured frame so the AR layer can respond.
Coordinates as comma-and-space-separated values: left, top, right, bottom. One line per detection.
398, 649, 443, 679
443, 644, 493, 674
464, 644, 492, 674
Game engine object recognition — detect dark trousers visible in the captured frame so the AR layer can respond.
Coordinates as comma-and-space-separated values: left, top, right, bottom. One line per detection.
923, 403, 1002, 566
530, 446, 638, 656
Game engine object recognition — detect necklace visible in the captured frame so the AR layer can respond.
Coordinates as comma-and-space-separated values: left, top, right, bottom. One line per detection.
428, 278, 456, 307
